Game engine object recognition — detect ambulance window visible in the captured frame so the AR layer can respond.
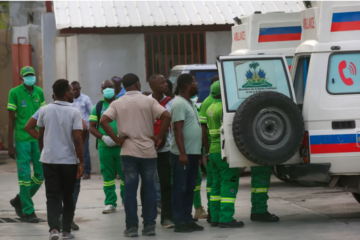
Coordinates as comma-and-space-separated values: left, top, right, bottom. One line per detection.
168, 70, 181, 84
327, 53, 360, 94
293, 56, 310, 110
286, 57, 294, 71
190, 70, 218, 103
222, 58, 292, 112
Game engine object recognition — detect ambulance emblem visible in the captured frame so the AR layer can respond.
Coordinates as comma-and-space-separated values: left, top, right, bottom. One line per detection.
243, 62, 272, 88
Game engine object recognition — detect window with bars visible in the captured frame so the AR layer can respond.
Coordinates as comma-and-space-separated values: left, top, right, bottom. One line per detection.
145, 33, 206, 80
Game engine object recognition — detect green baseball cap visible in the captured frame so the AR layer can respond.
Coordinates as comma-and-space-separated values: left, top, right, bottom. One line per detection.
211, 80, 221, 97
20, 66, 35, 77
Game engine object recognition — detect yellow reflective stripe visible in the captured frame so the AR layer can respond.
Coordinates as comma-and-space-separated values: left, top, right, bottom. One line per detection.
40, 101, 46, 107
206, 188, 211, 192
7, 103, 17, 109
89, 115, 98, 121
194, 185, 201, 192
103, 180, 115, 187
31, 176, 43, 185
19, 181, 31, 186
209, 129, 220, 134
221, 197, 236, 203
252, 188, 268, 193
120, 180, 124, 186
210, 195, 221, 201
199, 117, 207, 123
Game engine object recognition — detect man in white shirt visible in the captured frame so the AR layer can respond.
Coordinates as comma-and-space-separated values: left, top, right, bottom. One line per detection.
38, 79, 84, 240
148, 74, 174, 228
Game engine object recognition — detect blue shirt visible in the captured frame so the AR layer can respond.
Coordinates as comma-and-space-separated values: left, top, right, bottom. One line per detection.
116, 88, 126, 99
72, 93, 93, 127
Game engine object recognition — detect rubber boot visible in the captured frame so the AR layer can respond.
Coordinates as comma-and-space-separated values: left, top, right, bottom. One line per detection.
250, 212, 280, 222
10, 194, 25, 218
219, 220, 244, 228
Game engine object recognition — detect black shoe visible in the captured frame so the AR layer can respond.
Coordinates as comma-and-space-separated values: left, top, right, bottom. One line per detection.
174, 223, 193, 233
207, 208, 211, 223
124, 227, 139, 237
219, 220, 244, 228
192, 218, 199, 222
71, 221, 80, 230
211, 222, 219, 227
10, 195, 25, 218
25, 212, 40, 223
250, 212, 280, 222
188, 222, 204, 231
142, 225, 156, 236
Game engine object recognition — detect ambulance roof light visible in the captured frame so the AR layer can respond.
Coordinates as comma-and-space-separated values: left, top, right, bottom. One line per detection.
331, 46, 341, 51
254, 11, 262, 14
233, 17, 241, 25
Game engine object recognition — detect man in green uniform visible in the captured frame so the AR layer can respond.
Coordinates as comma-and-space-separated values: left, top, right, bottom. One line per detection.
8, 66, 46, 223
89, 80, 124, 214
194, 75, 219, 222
206, 81, 243, 228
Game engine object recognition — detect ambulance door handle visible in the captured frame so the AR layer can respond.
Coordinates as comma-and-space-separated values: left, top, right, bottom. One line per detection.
222, 140, 225, 149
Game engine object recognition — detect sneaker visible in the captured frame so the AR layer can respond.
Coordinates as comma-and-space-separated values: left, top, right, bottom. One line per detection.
103, 205, 117, 214
250, 212, 280, 222
194, 206, 208, 219
62, 232, 75, 239
211, 222, 219, 227
49, 229, 59, 240
219, 220, 244, 228
82, 174, 90, 180
25, 212, 40, 223
71, 221, 79, 231
161, 219, 175, 228
142, 225, 156, 236
188, 222, 204, 231
10, 195, 25, 218
174, 223, 193, 233
124, 227, 138, 237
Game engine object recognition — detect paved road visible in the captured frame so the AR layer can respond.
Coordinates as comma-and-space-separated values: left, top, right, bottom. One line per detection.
0, 159, 360, 240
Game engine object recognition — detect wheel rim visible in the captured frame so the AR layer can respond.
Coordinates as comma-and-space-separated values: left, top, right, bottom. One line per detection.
253, 107, 291, 150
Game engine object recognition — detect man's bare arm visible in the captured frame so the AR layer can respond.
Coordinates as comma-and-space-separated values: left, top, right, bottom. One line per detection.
89, 121, 103, 140
38, 127, 45, 153
25, 118, 39, 139
82, 119, 88, 143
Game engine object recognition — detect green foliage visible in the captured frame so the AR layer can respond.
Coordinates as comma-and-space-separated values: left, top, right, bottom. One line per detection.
0, 1, 9, 30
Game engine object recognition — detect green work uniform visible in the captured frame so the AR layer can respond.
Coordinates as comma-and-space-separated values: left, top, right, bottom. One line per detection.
250, 166, 271, 214
192, 104, 203, 209
7, 84, 46, 215
198, 94, 214, 208
89, 99, 124, 207
207, 99, 240, 223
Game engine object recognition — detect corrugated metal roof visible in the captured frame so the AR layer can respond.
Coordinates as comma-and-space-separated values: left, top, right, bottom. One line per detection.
53, 1, 305, 30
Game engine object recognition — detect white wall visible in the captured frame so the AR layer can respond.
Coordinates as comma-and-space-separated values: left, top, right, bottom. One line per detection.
206, 31, 232, 63
59, 33, 146, 173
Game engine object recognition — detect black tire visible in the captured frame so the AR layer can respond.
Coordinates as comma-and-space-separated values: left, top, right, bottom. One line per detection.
232, 92, 304, 166
352, 193, 360, 204
272, 165, 294, 182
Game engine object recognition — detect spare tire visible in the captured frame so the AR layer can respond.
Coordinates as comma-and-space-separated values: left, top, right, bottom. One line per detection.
232, 91, 304, 166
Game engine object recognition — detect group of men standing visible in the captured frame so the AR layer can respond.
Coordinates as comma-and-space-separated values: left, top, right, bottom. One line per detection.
7, 66, 279, 240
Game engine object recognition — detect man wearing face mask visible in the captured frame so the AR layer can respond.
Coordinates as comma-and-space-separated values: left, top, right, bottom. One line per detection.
7, 66, 46, 223
89, 80, 124, 214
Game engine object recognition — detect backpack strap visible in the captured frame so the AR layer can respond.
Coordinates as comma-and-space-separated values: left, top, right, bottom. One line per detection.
95, 100, 104, 150
159, 96, 172, 107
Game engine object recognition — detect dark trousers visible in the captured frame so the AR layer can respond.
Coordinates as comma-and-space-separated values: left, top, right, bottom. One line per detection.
121, 156, 157, 229
73, 178, 81, 208
157, 152, 173, 223
83, 131, 91, 175
170, 153, 199, 226
43, 163, 77, 233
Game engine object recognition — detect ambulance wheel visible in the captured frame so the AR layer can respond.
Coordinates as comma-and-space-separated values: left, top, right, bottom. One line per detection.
272, 165, 294, 182
352, 193, 360, 204
232, 91, 304, 166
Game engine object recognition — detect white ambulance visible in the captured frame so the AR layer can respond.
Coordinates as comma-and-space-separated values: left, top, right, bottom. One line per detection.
220, 1, 360, 202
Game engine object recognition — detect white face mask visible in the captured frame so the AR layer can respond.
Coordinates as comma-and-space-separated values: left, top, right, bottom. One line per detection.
190, 95, 198, 104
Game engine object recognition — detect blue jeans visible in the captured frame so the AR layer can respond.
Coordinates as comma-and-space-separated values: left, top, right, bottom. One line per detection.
156, 173, 161, 207
121, 156, 157, 229
84, 131, 91, 175
170, 153, 199, 226
73, 178, 81, 209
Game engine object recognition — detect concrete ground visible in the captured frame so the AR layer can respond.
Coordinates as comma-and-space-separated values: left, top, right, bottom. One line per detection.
1, 158, 360, 240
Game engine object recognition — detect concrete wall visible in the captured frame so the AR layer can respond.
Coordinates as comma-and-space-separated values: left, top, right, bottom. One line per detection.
41, 12, 57, 103
206, 31, 232, 63
10, 1, 46, 27
57, 33, 147, 173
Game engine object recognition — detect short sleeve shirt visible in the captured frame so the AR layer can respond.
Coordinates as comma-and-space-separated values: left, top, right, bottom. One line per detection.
206, 99, 223, 153
103, 91, 166, 158
199, 94, 214, 124
89, 99, 120, 148
170, 96, 202, 155
72, 93, 93, 127
7, 84, 46, 142
38, 101, 83, 164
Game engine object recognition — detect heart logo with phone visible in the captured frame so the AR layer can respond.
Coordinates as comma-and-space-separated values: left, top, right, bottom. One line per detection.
338, 60, 357, 86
